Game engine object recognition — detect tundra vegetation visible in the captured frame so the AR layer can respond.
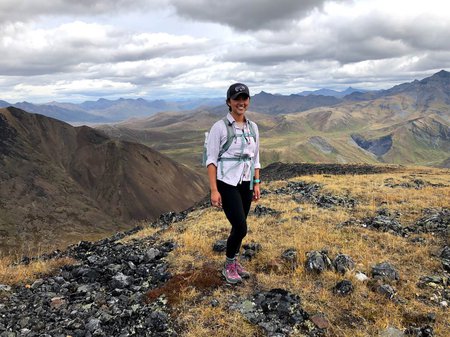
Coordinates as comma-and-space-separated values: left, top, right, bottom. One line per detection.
1, 165, 449, 336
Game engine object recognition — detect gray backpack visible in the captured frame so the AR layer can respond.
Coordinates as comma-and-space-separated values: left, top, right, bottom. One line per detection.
202, 117, 256, 166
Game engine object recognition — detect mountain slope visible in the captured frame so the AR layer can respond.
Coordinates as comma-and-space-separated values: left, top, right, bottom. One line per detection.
346, 69, 450, 107
0, 107, 208, 255
9, 102, 107, 123
250, 91, 341, 115
95, 71, 450, 168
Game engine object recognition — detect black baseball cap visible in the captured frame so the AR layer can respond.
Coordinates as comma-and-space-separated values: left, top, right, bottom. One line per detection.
227, 83, 250, 100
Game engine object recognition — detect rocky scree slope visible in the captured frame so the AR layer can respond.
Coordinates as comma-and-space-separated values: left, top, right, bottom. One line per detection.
1, 163, 449, 336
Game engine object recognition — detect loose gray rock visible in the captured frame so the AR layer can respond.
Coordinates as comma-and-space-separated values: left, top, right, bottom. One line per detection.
281, 248, 298, 270
243, 242, 262, 252
440, 246, 450, 260
0, 231, 177, 336
273, 181, 322, 198
233, 288, 324, 337
377, 284, 397, 300
110, 272, 132, 289
379, 326, 405, 337
404, 325, 434, 336
372, 262, 400, 282
355, 271, 369, 282
212, 240, 227, 252
316, 194, 357, 209
31, 279, 44, 289
333, 280, 354, 296
408, 208, 449, 237
86, 318, 101, 332
254, 205, 281, 217
305, 250, 333, 273
333, 254, 355, 274
241, 242, 262, 261
275, 180, 356, 209
363, 208, 405, 236
440, 246, 450, 272
0, 285, 12, 292
146, 247, 161, 261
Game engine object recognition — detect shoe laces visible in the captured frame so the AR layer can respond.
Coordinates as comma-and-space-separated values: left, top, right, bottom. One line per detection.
227, 262, 238, 275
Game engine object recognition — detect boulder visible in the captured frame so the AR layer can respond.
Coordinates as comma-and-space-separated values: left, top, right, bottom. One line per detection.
333, 254, 355, 274
305, 250, 333, 273
371, 262, 400, 282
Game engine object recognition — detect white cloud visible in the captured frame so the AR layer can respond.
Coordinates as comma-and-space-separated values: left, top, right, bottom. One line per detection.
0, 21, 211, 76
1, 0, 450, 102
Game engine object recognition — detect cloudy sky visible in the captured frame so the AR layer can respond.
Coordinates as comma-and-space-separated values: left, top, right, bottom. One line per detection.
1, 0, 449, 103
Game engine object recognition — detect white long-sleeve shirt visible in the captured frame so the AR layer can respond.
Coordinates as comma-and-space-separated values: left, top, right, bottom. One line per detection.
205, 113, 260, 186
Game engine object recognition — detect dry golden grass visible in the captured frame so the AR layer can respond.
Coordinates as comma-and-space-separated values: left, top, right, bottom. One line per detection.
118, 224, 161, 243
0, 256, 75, 285
2, 165, 448, 336
141, 166, 449, 337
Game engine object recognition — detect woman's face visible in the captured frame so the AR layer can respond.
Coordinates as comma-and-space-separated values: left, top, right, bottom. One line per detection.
228, 95, 250, 116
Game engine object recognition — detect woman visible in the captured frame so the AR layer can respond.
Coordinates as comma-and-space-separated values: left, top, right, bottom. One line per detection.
205, 83, 261, 284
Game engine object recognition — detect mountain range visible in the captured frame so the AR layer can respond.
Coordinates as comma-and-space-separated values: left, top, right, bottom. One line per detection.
0, 107, 208, 255
297, 86, 368, 97
0, 87, 369, 124
0, 97, 224, 124
1, 71, 449, 255
98, 70, 450, 168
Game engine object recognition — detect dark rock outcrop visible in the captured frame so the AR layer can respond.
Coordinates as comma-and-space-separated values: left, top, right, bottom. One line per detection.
232, 288, 325, 337
351, 133, 393, 157
0, 235, 176, 336
261, 163, 394, 182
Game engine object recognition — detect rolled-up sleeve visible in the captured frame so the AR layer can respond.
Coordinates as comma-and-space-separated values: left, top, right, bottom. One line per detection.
205, 121, 222, 167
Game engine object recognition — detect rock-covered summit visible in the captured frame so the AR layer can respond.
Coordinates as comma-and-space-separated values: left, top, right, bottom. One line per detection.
1, 163, 449, 336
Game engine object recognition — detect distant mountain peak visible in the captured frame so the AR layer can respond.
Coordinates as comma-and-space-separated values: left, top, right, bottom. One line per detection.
427, 69, 450, 80
297, 87, 367, 98
435, 69, 449, 76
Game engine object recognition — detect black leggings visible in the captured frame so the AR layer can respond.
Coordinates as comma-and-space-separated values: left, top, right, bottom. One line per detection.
217, 180, 253, 258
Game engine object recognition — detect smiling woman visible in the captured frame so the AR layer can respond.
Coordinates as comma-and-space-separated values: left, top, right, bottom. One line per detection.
204, 83, 261, 284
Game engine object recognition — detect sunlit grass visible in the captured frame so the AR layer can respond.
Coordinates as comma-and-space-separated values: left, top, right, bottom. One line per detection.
0, 256, 76, 285
2, 165, 449, 336
148, 166, 449, 336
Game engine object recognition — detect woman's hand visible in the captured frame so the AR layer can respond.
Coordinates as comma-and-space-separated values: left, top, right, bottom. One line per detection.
253, 184, 261, 201
210, 190, 222, 208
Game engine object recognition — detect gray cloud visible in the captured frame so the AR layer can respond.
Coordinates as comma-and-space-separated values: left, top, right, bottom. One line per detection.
168, 0, 333, 31
0, 22, 211, 77
0, 0, 157, 22
219, 6, 450, 68
1, 0, 449, 103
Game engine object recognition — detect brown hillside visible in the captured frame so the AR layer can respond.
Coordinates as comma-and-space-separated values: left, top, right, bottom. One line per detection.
0, 107, 208, 255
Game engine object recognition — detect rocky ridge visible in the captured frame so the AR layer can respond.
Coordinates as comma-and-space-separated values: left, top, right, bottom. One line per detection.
0, 208, 194, 337
1, 164, 449, 336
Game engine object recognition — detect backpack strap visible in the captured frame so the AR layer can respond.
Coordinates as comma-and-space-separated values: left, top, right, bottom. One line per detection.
218, 117, 235, 158
247, 119, 257, 143
220, 117, 256, 157
217, 117, 258, 190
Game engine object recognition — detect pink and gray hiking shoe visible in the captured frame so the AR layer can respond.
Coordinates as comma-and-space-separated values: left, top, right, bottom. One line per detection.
222, 263, 242, 284
235, 260, 250, 279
